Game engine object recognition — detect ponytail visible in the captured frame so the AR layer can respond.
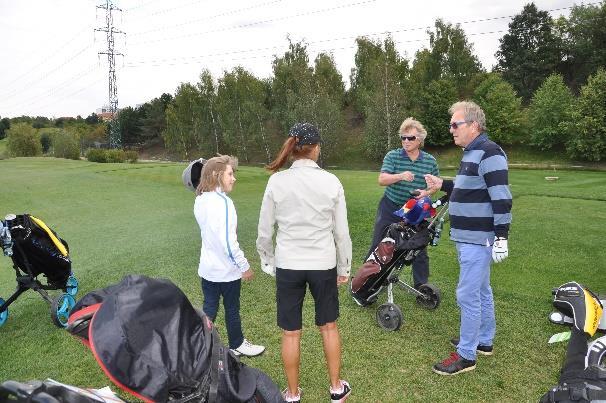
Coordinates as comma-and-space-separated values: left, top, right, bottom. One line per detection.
265, 137, 318, 173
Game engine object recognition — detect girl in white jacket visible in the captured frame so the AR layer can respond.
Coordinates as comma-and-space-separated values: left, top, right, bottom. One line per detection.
194, 155, 264, 357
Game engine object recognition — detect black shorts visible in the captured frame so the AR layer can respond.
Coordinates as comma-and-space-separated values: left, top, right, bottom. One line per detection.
276, 267, 339, 331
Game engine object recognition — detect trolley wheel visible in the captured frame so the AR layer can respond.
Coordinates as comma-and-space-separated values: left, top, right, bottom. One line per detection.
416, 283, 441, 310
50, 293, 76, 328
66, 275, 79, 297
0, 297, 8, 327
376, 303, 403, 331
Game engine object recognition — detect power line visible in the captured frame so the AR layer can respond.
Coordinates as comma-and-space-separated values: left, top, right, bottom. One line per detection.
1, 27, 91, 93
123, 1, 584, 70
129, 0, 379, 46
129, 0, 287, 37
122, 30, 505, 69
2, 65, 101, 111
23, 76, 105, 117
3, 44, 94, 100
123, 0, 166, 12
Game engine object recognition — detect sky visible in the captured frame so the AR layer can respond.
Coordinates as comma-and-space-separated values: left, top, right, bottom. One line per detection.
0, 0, 579, 119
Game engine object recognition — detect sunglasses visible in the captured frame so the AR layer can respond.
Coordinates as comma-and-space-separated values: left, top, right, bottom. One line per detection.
449, 121, 472, 130
400, 135, 417, 141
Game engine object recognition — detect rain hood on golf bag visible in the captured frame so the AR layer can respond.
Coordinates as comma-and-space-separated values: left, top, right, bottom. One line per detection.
66, 275, 282, 403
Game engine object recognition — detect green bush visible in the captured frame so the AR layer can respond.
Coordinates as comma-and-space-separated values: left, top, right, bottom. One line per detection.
53, 130, 80, 160
528, 74, 574, 150
473, 73, 525, 145
85, 148, 128, 163
567, 68, 606, 161
124, 150, 139, 163
106, 149, 126, 163
40, 132, 52, 154
7, 123, 42, 157
85, 148, 107, 163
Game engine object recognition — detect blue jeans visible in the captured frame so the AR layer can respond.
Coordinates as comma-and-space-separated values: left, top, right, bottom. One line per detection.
455, 242, 495, 361
201, 278, 244, 349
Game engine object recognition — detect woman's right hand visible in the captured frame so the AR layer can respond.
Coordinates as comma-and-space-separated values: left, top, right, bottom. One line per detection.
242, 269, 254, 281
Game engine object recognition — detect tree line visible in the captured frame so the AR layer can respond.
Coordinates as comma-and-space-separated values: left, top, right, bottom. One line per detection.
2, 2, 605, 162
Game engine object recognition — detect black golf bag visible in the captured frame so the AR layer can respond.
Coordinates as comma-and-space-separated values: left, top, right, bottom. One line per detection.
351, 219, 432, 306
0, 213, 78, 328
349, 195, 449, 331
66, 275, 283, 403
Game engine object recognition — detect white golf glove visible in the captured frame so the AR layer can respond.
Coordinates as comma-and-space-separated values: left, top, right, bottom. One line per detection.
492, 237, 508, 263
261, 263, 276, 277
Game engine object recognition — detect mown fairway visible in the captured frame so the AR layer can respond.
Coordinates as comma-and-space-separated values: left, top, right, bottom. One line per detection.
0, 157, 605, 402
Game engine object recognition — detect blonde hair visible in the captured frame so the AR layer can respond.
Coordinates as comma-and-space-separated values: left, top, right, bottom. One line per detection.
196, 154, 238, 195
399, 117, 428, 146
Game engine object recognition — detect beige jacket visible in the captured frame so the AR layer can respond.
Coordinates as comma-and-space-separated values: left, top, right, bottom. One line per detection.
256, 159, 352, 277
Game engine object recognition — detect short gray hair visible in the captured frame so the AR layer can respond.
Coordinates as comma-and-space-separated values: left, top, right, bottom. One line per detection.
449, 101, 486, 132
399, 117, 427, 146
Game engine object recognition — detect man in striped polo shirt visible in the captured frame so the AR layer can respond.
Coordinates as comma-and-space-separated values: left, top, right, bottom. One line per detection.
368, 117, 440, 289
425, 101, 512, 376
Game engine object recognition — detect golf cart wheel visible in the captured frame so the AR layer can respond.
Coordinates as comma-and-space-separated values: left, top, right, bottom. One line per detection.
66, 275, 79, 297
376, 303, 403, 331
50, 293, 76, 328
416, 283, 441, 310
0, 297, 8, 327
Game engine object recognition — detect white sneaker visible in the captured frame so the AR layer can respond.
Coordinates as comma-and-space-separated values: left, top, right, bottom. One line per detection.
230, 339, 265, 357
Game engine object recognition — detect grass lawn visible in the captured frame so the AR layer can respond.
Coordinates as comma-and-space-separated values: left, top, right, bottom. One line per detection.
0, 157, 605, 402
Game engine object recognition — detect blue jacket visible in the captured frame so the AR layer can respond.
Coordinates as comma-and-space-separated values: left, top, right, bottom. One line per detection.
441, 133, 512, 245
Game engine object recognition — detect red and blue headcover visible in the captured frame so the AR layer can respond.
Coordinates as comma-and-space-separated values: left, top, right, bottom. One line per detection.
393, 196, 434, 225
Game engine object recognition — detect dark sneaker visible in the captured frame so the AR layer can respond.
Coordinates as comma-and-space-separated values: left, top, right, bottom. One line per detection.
330, 380, 351, 403
450, 338, 493, 356
432, 352, 476, 375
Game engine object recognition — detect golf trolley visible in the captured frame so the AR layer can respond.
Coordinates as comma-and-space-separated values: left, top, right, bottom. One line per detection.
0, 214, 79, 328
350, 195, 449, 331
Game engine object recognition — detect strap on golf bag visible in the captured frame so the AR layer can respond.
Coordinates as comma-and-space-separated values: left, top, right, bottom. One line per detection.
541, 356, 606, 402
542, 380, 606, 402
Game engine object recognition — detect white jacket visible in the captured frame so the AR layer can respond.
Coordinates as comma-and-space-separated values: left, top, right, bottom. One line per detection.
256, 159, 352, 277
194, 189, 250, 282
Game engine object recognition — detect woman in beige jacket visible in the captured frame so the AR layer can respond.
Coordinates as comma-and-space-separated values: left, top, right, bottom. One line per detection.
256, 122, 352, 403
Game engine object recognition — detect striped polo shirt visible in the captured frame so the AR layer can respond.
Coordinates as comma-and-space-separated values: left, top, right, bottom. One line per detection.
381, 149, 440, 206
442, 133, 512, 246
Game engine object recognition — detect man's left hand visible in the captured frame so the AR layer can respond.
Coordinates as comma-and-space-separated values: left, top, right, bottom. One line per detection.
492, 237, 508, 263
414, 189, 432, 199
337, 276, 349, 286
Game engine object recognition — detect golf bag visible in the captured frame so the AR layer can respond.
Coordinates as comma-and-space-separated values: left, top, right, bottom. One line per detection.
541, 282, 606, 402
349, 195, 448, 331
66, 275, 282, 403
549, 282, 606, 333
0, 213, 78, 328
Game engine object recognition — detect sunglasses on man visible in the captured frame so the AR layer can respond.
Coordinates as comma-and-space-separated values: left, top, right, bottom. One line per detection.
449, 121, 473, 130
399, 135, 417, 141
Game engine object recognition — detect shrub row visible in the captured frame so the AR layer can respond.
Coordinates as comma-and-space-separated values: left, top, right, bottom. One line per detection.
85, 148, 138, 163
